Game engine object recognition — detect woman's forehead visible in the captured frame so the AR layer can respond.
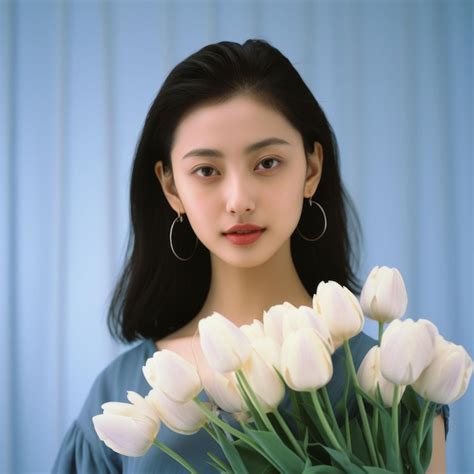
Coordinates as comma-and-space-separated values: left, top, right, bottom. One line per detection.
171, 96, 300, 159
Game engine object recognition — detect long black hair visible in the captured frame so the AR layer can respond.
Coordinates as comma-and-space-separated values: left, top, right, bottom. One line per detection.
107, 39, 363, 343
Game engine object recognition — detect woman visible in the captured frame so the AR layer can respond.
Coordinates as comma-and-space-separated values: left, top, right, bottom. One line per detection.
53, 39, 448, 473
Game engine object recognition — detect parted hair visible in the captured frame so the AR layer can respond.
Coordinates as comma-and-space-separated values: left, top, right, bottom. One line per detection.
107, 38, 363, 343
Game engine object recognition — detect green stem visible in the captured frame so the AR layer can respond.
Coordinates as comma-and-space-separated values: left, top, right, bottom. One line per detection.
203, 424, 219, 443
153, 439, 198, 474
371, 409, 385, 469
193, 399, 277, 469
342, 357, 352, 453
378, 322, 384, 346
236, 370, 275, 434
321, 385, 346, 449
194, 399, 253, 445
417, 399, 431, 454
374, 384, 386, 469
310, 390, 344, 452
343, 340, 379, 467
371, 407, 379, 443
272, 409, 306, 459
391, 385, 402, 472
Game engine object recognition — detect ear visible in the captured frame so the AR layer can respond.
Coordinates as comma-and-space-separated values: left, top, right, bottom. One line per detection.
304, 141, 324, 198
154, 161, 185, 214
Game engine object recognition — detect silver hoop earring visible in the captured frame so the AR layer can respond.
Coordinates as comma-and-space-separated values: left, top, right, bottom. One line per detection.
296, 198, 327, 242
169, 212, 198, 261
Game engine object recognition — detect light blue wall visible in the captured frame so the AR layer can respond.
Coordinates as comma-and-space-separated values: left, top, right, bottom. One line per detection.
1, 1, 472, 472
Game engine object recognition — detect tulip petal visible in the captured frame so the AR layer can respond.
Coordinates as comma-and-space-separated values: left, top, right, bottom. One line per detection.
147, 389, 207, 435
92, 413, 158, 457
199, 313, 252, 373
143, 350, 202, 403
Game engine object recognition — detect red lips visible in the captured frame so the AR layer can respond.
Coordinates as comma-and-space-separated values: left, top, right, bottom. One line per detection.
223, 224, 265, 234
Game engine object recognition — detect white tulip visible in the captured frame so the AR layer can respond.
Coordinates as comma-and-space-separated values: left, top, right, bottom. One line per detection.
412, 335, 473, 404
281, 327, 333, 391
360, 266, 408, 323
240, 319, 265, 340
147, 388, 207, 435
380, 318, 438, 385
202, 370, 246, 413
199, 312, 252, 373
251, 336, 282, 373
142, 349, 202, 403
92, 391, 159, 457
313, 281, 364, 347
263, 302, 298, 345
357, 346, 406, 407
241, 320, 281, 372
263, 302, 334, 355
242, 349, 285, 412
284, 305, 335, 354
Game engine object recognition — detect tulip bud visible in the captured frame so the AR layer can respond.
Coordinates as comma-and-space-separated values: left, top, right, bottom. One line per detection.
313, 281, 364, 347
360, 266, 408, 323
92, 391, 159, 457
263, 302, 335, 355
199, 312, 252, 373
242, 349, 285, 412
357, 346, 406, 407
263, 302, 298, 345
241, 320, 281, 372
142, 350, 202, 403
147, 388, 207, 435
202, 370, 246, 413
285, 306, 335, 354
281, 327, 333, 391
380, 318, 438, 385
240, 319, 265, 340
412, 335, 473, 404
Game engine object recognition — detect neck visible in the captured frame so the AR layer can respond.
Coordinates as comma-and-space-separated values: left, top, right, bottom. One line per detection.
198, 240, 313, 326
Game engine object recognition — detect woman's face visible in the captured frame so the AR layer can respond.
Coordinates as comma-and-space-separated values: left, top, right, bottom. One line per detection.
156, 94, 322, 269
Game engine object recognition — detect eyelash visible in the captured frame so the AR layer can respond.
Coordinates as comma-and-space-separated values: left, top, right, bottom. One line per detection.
192, 157, 281, 178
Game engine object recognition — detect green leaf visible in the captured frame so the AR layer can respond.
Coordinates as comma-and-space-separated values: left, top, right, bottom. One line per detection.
420, 422, 434, 471
302, 465, 345, 473
317, 444, 366, 474
243, 426, 306, 473
212, 424, 250, 474
422, 405, 438, 441
233, 440, 278, 473
362, 467, 398, 474
303, 427, 309, 451
206, 452, 232, 473
377, 407, 399, 472
348, 417, 371, 465
235, 374, 267, 432
353, 384, 387, 414
289, 387, 306, 439
406, 431, 424, 474
399, 404, 412, 448
400, 385, 421, 417
299, 395, 333, 447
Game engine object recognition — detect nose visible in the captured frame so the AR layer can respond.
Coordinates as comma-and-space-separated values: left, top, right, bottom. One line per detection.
225, 175, 256, 216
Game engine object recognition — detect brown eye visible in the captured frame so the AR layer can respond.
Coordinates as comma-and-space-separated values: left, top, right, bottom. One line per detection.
257, 157, 281, 170
194, 166, 217, 178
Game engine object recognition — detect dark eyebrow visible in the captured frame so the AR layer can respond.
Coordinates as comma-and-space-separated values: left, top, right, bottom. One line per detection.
181, 137, 291, 160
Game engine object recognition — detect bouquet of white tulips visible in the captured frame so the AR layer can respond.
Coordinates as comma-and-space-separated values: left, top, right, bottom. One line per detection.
93, 266, 473, 473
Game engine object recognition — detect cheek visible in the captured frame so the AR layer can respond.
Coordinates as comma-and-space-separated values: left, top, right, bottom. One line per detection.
178, 187, 218, 232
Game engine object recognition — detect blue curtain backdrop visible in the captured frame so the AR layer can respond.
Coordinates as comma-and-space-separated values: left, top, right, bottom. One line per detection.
1, 0, 472, 472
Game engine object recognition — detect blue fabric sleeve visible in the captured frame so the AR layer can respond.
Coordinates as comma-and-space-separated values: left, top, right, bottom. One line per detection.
52, 420, 121, 474
435, 404, 450, 440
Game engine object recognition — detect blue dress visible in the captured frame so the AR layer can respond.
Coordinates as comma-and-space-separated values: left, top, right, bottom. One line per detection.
52, 333, 449, 473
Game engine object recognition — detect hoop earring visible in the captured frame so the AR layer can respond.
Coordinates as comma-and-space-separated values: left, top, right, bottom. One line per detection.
296, 198, 327, 242
169, 212, 198, 261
